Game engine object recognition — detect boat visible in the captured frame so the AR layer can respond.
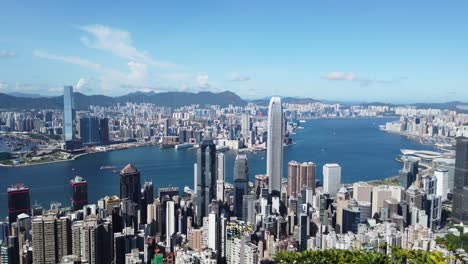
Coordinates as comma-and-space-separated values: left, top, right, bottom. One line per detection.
100, 166, 116, 170
216, 146, 230, 152
299, 120, 306, 123
175, 143, 194, 150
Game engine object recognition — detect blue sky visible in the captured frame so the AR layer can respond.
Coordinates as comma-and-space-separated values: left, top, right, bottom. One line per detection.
0, 1, 467, 102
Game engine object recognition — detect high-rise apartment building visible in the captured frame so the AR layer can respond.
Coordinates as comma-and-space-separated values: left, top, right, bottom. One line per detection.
267, 97, 283, 196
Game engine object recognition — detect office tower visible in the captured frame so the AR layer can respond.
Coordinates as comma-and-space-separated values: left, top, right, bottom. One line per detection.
207, 213, 218, 251
241, 113, 251, 143
352, 182, 373, 203
266, 97, 284, 196
99, 117, 109, 144
234, 155, 249, 217
323, 163, 341, 196
166, 201, 175, 248
421, 175, 436, 195
120, 164, 141, 205
7, 184, 30, 226
287, 161, 299, 197
372, 185, 402, 218
404, 184, 424, 210
78, 116, 100, 145
194, 137, 217, 226
300, 162, 316, 194
342, 200, 360, 234
335, 187, 350, 233
357, 201, 371, 223
398, 156, 419, 189
434, 168, 449, 201
424, 194, 442, 231
453, 137, 468, 224
63, 86, 75, 142
242, 195, 256, 225
140, 181, 154, 225
216, 153, 225, 202
70, 176, 88, 211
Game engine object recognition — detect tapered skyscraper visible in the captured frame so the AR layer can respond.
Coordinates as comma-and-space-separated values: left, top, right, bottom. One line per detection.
63, 86, 75, 142
267, 97, 284, 196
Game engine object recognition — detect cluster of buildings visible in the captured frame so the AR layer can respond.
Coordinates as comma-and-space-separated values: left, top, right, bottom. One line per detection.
1, 91, 468, 263
384, 107, 468, 141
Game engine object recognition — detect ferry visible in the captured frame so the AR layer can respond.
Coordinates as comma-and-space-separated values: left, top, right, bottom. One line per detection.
299, 120, 306, 123
175, 143, 194, 150
216, 146, 230, 152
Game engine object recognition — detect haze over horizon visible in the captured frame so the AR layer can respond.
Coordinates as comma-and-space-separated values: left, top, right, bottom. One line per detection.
1, 1, 467, 103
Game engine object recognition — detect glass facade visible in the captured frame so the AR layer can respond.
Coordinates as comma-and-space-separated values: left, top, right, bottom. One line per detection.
63, 86, 75, 141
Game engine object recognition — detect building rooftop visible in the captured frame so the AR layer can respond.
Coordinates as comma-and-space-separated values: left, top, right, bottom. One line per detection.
121, 163, 138, 174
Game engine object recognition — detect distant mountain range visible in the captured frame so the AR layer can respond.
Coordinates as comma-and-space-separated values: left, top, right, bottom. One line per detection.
0, 91, 467, 112
0, 91, 246, 110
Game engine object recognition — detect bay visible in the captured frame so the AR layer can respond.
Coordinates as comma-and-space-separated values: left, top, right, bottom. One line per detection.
0, 117, 435, 217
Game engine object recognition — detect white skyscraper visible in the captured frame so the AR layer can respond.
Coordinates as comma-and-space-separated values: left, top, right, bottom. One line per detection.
323, 163, 341, 196
208, 213, 217, 251
166, 201, 175, 247
434, 168, 449, 201
266, 97, 284, 196
217, 153, 225, 202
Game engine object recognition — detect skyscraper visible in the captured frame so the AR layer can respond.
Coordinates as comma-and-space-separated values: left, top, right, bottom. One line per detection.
234, 155, 249, 217
166, 201, 175, 248
120, 164, 141, 205
99, 117, 110, 144
78, 116, 100, 145
216, 153, 225, 202
7, 184, 30, 226
266, 97, 283, 196
194, 136, 217, 226
287, 161, 300, 197
323, 163, 341, 196
453, 137, 468, 224
63, 86, 75, 142
398, 156, 419, 189
70, 176, 88, 211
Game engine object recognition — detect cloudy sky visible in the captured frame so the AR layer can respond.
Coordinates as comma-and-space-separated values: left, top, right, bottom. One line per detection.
0, 1, 467, 102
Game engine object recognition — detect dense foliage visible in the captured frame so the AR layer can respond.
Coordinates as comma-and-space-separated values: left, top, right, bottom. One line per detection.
274, 248, 452, 264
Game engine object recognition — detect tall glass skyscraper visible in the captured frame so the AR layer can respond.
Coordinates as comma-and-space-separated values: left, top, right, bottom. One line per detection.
266, 97, 284, 196
63, 86, 75, 142
453, 137, 468, 224
194, 136, 217, 226
234, 154, 249, 217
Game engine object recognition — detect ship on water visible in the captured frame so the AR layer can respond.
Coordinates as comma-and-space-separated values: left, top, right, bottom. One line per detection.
175, 143, 194, 150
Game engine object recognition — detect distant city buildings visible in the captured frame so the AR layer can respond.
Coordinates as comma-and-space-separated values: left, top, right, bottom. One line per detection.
1, 96, 467, 263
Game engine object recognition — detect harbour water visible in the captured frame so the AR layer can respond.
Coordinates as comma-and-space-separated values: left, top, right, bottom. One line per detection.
0, 118, 436, 217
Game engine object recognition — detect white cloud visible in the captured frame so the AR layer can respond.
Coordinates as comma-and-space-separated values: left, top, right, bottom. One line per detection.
127, 61, 147, 81
322, 72, 405, 87
0, 82, 9, 90
0, 51, 17, 58
75, 78, 88, 92
229, 72, 251, 82
33, 50, 102, 71
196, 74, 211, 88
322, 72, 356, 81
79, 24, 176, 68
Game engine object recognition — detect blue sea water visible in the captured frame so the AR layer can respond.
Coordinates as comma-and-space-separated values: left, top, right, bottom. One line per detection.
0, 118, 435, 217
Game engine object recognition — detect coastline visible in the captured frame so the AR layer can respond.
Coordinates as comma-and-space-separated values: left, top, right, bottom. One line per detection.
0, 142, 157, 168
